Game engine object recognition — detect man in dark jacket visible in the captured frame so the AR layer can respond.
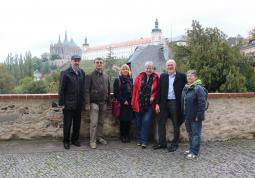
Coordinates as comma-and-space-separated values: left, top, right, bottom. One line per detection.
153, 59, 187, 152
59, 55, 85, 150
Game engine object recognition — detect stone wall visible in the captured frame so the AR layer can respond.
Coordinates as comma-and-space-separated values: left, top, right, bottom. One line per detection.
0, 93, 254, 141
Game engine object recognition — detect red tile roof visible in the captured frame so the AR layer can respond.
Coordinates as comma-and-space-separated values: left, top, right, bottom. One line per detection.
86, 37, 151, 52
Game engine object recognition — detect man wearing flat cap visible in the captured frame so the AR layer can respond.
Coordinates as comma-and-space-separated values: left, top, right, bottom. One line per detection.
59, 54, 86, 150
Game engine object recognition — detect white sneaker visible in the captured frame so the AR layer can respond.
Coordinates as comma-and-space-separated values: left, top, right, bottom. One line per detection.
90, 142, 97, 149
141, 143, 147, 149
185, 153, 198, 160
184, 150, 190, 155
98, 137, 107, 145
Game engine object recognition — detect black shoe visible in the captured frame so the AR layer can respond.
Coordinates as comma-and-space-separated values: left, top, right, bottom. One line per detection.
167, 145, 178, 152
121, 138, 126, 143
64, 143, 70, 150
125, 136, 130, 143
71, 141, 81, 147
153, 144, 167, 150
120, 136, 126, 143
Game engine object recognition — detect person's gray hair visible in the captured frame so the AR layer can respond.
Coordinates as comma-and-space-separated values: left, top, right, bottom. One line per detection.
145, 61, 153, 67
186, 70, 197, 77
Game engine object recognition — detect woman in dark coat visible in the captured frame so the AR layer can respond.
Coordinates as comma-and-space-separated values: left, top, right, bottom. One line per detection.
181, 70, 207, 159
113, 64, 133, 143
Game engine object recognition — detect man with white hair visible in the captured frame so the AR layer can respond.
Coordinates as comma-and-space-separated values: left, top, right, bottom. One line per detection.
154, 59, 186, 152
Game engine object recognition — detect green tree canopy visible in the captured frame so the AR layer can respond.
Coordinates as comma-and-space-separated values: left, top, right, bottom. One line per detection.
0, 65, 16, 94
248, 27, 255, 40
14, 77, 47, 94
172, 20, 255, 92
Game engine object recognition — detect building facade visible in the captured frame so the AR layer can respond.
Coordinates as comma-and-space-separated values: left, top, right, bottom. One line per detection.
50, 32, 82, 60
82, 19, 169, 60
241, 38, 255, 64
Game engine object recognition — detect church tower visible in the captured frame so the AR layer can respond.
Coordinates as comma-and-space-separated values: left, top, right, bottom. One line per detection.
82, 37, 89, 59
83, 37, 89, 50
151, 19, 162, 45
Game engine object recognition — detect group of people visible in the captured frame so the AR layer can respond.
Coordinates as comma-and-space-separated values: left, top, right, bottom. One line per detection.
59, 55, 207, 160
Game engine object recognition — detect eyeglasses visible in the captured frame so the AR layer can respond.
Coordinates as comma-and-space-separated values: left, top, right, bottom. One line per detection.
95, 61, 103, 64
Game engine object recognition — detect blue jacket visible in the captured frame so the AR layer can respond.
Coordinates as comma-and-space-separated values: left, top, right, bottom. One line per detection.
181, 80, 207, 122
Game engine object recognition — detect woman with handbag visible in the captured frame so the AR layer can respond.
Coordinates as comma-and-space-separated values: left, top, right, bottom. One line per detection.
113, 64, 133, 143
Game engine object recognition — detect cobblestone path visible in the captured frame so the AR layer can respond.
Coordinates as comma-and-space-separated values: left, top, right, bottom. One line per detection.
0, 139, 254, 178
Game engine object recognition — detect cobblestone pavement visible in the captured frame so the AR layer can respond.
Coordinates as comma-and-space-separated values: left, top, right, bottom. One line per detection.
0, 139, 254, 178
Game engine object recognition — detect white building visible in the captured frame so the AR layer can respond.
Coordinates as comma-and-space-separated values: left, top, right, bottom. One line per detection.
241, 38, 255, 64
82, 19, 168, 60
34, 69, 42, 81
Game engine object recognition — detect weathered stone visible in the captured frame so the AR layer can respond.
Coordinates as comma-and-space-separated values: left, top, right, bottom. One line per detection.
0, 97, 254, 142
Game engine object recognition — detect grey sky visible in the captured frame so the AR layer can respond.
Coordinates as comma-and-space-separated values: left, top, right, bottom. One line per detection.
0, 0, 254, 62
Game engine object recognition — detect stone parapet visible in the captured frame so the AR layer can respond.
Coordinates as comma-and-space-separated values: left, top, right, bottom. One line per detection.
0, 93, 255, 141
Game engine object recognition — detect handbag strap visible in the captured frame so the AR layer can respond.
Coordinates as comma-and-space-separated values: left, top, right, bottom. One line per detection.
118, 78, 121, 95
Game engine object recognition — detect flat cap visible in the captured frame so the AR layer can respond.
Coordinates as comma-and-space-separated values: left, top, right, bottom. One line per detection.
71, 54, 81, 60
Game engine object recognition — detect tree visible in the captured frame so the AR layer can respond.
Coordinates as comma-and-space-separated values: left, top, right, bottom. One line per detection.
14, 77, 47, 94
41, 52, 50, 62
32, 56, 42, 71
23, 51, 33, 77
50, 53, 61, 60
106, 46, 114, 60
25, 80, 47, 94
238, 54, 255, 91
248, 27, 255, 40
14, 77, 34, 93
0, 65, 16, 94
44, 71, 60, 93
41, 60, 51, 74
219, 66, 247, 92
172, 20, 254, 92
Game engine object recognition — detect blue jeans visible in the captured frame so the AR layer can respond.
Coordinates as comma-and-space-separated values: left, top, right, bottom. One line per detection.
136, 106, 153, 145
185, 118, 202, 155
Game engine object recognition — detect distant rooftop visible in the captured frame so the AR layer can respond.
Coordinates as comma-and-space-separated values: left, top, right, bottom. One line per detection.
86, 37, 151, 52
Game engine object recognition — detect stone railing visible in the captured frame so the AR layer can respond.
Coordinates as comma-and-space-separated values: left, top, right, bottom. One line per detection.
0, 93, 255, 141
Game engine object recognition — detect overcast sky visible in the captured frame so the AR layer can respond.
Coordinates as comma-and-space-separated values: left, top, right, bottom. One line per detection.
0, 0, 254, 62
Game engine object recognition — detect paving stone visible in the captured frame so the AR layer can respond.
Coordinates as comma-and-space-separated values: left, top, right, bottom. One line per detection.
0, 139, 254, 178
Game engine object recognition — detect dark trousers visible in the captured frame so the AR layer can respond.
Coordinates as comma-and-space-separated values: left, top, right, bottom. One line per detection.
120, 120, 131, 138
157, 100, 179, 146
63, 109, 82, 143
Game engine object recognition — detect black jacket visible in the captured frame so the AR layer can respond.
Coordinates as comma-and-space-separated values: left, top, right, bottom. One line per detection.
58, 67, 85, 110
113, 76, 133, 105
156, 71, 187, 125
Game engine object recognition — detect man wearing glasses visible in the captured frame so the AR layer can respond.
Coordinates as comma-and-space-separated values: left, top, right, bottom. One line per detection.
85, 57, 110, 149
